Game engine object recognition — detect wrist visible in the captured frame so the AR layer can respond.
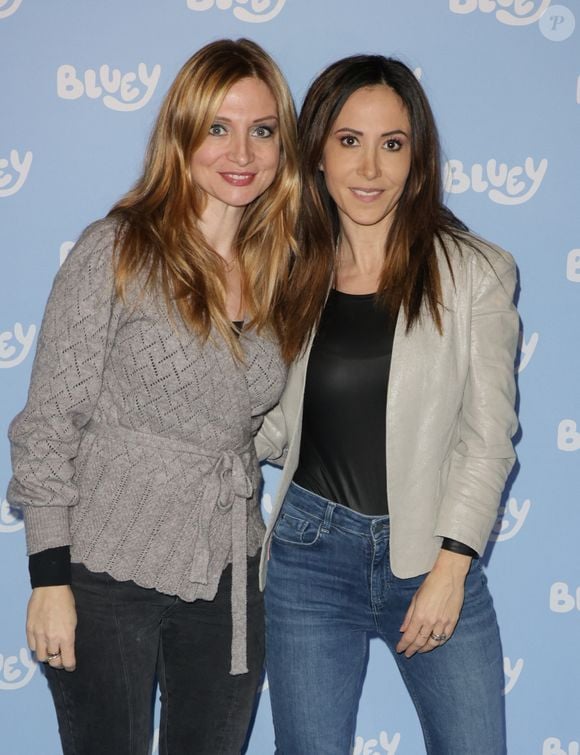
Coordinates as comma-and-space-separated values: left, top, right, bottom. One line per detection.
432, 548, 472, 578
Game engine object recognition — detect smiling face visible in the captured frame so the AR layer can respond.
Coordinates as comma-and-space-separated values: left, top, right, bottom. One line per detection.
320, 85, 411, 234
191, 77, 281, 213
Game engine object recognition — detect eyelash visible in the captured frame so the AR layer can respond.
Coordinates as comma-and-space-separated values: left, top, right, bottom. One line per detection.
339, 135, 404, 151
208, 124, 275, 138
384, 138, 403, 151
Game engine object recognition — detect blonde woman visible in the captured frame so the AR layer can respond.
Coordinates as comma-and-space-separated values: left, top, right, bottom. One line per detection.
8, 38, 298, 754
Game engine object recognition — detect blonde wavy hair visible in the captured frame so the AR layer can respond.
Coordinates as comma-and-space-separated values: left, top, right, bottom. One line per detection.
109, 38, 299, 359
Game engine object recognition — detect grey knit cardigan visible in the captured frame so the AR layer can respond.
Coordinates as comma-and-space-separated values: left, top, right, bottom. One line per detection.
7, 218, 287, 674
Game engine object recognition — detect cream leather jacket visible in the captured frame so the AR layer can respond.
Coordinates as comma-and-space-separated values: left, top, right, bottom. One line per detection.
256, 235, 519, 588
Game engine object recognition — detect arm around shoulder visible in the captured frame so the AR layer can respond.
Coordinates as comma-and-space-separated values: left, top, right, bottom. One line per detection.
254, 402, 288, 466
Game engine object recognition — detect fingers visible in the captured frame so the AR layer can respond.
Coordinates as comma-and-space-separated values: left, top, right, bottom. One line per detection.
397, 619, 431, 657
417, 625, 451, 655
398, 620, 455, 657
399, 596, 415, 633
26, 586, 77, 672
31, 632, 76, 670
60, 637, 76, 672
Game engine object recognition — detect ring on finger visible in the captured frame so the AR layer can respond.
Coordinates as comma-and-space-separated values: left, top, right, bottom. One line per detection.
46, 651, 61, 661
430, 632, 448, 642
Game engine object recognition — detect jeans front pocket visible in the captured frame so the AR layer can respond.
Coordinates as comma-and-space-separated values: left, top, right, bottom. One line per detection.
272, 508, 322, 546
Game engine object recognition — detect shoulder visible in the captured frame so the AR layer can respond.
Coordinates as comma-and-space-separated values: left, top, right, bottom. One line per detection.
61, 217, 120, 275
48, 217, 123, 307
437, 231, 516, 288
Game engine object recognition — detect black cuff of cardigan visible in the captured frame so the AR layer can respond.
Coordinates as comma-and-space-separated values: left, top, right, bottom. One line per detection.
441, 538, 479, 560
29, 546, 71, 588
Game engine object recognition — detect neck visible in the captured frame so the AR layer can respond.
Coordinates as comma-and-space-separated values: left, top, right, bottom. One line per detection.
199, 200, 245, 264
337, 216, 392, 274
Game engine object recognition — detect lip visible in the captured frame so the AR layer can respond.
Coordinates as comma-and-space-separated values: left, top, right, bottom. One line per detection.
350, 187, 384, 203
219, 172, 257, 187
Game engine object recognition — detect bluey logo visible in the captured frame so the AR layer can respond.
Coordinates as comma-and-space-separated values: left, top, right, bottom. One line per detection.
186, 0, 286, 23
353, 731, 401, 755
567, 249, 580, 282
550, 582, 580, 612
0, 149, 32, 197
0, 323, 36, 369
0, 0, 22, 19
543, 738, 580, 755
491, 497, 531, 541
0, 648, 37, 690
444, 157, 547, 205
57, 63, 161, 111
503, 656, 524, 695
557, 420, 580, 452
60, 241, 74, 266
517, 331, 538, 372
0, 498, 23, 533
449, 0, 550, 26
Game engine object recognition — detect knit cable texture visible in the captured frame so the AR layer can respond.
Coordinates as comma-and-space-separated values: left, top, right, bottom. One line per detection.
7, 218, 287, 673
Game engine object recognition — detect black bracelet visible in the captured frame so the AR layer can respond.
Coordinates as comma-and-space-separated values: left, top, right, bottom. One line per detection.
441, 538, 479, 559
29, 546, 71, 588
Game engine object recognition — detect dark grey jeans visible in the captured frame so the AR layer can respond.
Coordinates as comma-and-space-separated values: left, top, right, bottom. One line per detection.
45, 556, 264, 755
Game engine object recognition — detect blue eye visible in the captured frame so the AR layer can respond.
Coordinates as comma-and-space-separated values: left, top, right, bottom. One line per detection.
252, 125, 275, 138
209, 124, 227, 136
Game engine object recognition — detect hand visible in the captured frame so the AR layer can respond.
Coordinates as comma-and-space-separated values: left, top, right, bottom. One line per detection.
396, 550, 471, 658
26, 586, 77, 671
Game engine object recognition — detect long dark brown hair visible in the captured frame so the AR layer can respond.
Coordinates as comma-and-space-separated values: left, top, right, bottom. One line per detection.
283, 54, 467, 361
109, 39, 300, 359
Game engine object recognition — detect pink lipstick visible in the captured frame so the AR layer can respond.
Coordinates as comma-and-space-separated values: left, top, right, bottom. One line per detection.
219, 172, 256, 187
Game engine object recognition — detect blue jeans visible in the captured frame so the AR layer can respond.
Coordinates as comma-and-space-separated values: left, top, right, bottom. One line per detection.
265, 483, 506, 755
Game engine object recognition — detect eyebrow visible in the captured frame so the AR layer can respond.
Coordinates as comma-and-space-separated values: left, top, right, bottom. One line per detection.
213, 115, 279, 124
334, 127, 408, 137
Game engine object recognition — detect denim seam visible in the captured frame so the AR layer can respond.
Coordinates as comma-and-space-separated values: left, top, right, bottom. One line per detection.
157, 632, 169, 755
111, 598, 134, 753
50, 667, 79, 755
388, 648, 435, 754
278, 509, 377, 540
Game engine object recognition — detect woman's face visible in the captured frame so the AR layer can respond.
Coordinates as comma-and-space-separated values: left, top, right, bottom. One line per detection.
191, 77, 281, 213
320, 85, 411, 233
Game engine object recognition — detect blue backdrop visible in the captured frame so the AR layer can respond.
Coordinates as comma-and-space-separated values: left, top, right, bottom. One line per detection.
1, 1, 579, 753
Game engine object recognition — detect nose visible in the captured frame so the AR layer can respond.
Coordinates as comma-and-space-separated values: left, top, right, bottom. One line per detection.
228, 132, 253, 167
357, 146, 381, 180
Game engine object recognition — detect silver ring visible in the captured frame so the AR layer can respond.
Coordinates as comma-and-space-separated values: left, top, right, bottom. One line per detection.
45, 651, 61, 661
430, 632, 448, 642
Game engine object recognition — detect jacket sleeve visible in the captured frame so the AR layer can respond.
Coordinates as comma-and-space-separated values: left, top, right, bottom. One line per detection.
7, 219, 122, 554
434, 251, 519, 554
254, 402, 288, 466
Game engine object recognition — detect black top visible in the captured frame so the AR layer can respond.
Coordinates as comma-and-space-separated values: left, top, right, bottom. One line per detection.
294, 289, 395, 515
293, 288, 478, 559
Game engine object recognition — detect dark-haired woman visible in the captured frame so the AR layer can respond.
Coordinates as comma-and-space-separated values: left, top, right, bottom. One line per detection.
257, 55, 518, 754
8, 39, 299, 754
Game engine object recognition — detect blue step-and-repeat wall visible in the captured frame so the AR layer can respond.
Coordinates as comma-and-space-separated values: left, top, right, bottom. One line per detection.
1, 2, 579, 753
